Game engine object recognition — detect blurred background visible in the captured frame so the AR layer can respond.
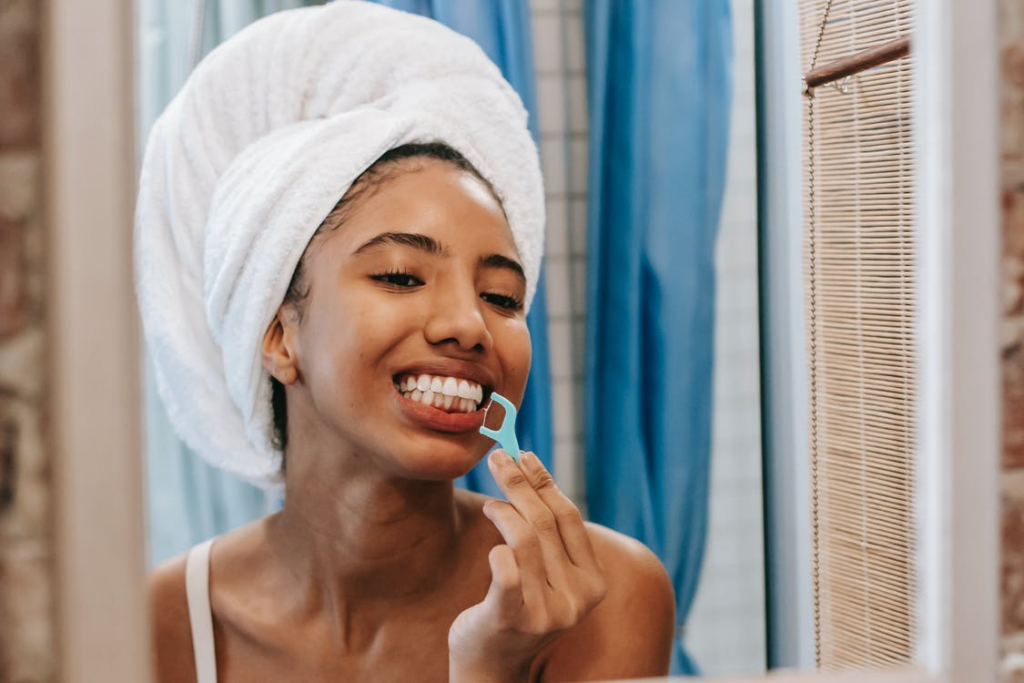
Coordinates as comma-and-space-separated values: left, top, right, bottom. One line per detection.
1, 0, 1020, 681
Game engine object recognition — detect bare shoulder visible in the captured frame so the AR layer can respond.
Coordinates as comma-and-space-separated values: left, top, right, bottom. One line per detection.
148, 552, 198, 683
540, 522, 675, 682
584, 522, 675, 641
585, 521, 674, 593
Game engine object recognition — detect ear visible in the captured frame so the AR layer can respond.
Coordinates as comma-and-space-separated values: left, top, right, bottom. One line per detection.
262, 304, 301, 386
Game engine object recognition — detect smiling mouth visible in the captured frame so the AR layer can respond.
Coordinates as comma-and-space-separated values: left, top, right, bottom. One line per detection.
393, 373, 491, 414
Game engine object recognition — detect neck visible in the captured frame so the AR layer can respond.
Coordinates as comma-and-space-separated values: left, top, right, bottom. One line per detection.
268, 453, 466, 613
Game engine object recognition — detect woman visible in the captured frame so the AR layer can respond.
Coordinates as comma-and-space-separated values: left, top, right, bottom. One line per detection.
140, 4, 674, 681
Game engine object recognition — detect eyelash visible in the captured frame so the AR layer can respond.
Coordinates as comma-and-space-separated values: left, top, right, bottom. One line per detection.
370, 268, 423, 288
481, 293, 524, 312
370, 269, 524, 312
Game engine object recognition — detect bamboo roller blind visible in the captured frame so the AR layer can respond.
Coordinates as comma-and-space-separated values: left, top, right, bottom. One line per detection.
798, 0, 916, 670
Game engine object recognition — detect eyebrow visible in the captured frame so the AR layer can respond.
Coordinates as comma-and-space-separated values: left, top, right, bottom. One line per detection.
353, 232, 450, 257
480, 253, 526, 282
353, 230, 525, 281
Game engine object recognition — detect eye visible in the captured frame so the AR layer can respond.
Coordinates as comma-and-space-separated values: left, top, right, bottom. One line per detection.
481, 292, 524, 312
370, 269, 424, 288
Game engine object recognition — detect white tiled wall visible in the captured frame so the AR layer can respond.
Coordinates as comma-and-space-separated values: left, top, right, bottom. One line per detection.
531, 0, 588, 507
530, 0, 766, 676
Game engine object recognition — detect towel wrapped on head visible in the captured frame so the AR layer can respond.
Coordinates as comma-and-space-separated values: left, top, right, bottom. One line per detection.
135, 1, 545, 493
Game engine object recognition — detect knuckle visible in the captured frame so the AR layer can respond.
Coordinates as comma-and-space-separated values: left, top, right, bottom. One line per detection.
550, 608, 578, 632
508, 528, 540, 553
567, 598, 588, 624
554, 503, 583, 525
547, 617, 571, 633
505, 471, 530, 490
533, 510, 559, 535
518, 621, 539, 637
494, 608, 519, 631
484, 499, 508, 518
569, 571, 606, 606
524, 614, 552, 636
587, 577, 609, 605
543, 597, 576, 631
531, 470, 557, 491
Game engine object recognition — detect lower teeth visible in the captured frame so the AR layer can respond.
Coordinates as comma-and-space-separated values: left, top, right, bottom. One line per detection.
399, 389, 476, 413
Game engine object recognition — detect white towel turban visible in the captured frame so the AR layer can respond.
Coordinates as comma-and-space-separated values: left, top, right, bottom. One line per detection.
135, 1, 545, 492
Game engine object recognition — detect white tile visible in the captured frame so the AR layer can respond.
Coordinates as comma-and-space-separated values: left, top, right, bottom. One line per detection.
531, 11, 563, 73
569, 135, 589, 194
544, 258, 571, 317
571, 257, 587, 316
569, 197, 588, 256
536, 76, 566, 135
572, 385, 586, 436
567, 75, 589, 133
548, 318, 573, 379
544, 198, 569, 258
552, 377, 577, 438
571, 317, 587, 371
553, 435, 580, 498
541, 135, 567, 195
564, 11, 586, 73
571, 317, 586, 378
573, 431, 586, 463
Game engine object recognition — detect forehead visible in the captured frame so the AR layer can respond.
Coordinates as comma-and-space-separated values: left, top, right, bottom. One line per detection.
333, 160, 518, 255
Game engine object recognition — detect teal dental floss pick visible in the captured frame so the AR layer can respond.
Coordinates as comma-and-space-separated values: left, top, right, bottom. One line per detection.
479, 392, 521, 465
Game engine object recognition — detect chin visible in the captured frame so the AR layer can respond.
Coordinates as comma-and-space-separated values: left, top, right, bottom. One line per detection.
392, 436, 489, 481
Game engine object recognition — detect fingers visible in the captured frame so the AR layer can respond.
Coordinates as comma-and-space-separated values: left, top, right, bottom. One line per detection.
490, 449, 599, 571
487, 451, 571, 587
478, 456, 608, 645
515, 451, 600, 571
482, 544, 524, 627
483, 499, 548, 607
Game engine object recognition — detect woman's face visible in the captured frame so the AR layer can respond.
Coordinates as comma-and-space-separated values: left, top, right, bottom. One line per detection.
276, 158, 531, 480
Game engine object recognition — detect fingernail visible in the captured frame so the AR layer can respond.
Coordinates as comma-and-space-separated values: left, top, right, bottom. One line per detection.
521, 451, 536, 469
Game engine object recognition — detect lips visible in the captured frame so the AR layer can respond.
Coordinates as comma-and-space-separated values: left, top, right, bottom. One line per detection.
392, 383, 487, 433
390, 362, 496, 433
394, 373, 485, 413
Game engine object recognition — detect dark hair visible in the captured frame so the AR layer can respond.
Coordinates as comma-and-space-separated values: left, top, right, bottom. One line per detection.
270, 143, 499, 454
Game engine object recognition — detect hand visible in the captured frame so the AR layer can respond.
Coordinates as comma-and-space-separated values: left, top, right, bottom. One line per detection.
448, 450, 608, 683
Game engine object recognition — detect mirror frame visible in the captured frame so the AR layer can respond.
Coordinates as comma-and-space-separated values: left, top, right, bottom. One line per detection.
914, 0, 1001, 678
41, 0, 1000, 680
45, 0, 148, 680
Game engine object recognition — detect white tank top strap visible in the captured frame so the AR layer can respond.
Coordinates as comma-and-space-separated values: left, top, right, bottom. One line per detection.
185, 538, 218, 683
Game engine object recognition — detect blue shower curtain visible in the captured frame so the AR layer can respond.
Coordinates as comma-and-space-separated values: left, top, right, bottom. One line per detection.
582, 0, 732, 675
371, 0, 554, 498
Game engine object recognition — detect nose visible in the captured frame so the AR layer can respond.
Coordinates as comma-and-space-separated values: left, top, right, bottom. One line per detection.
423, 276, 494, 353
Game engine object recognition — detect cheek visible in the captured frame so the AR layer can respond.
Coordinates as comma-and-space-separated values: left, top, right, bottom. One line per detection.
496, 319, 532, 401
300, 292, 405, 400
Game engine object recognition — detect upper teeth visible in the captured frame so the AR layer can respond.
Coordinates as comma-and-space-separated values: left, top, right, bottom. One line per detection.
397, 374, 485, 412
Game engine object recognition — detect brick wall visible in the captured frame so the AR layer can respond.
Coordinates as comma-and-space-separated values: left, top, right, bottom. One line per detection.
0, 0, 57, 680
